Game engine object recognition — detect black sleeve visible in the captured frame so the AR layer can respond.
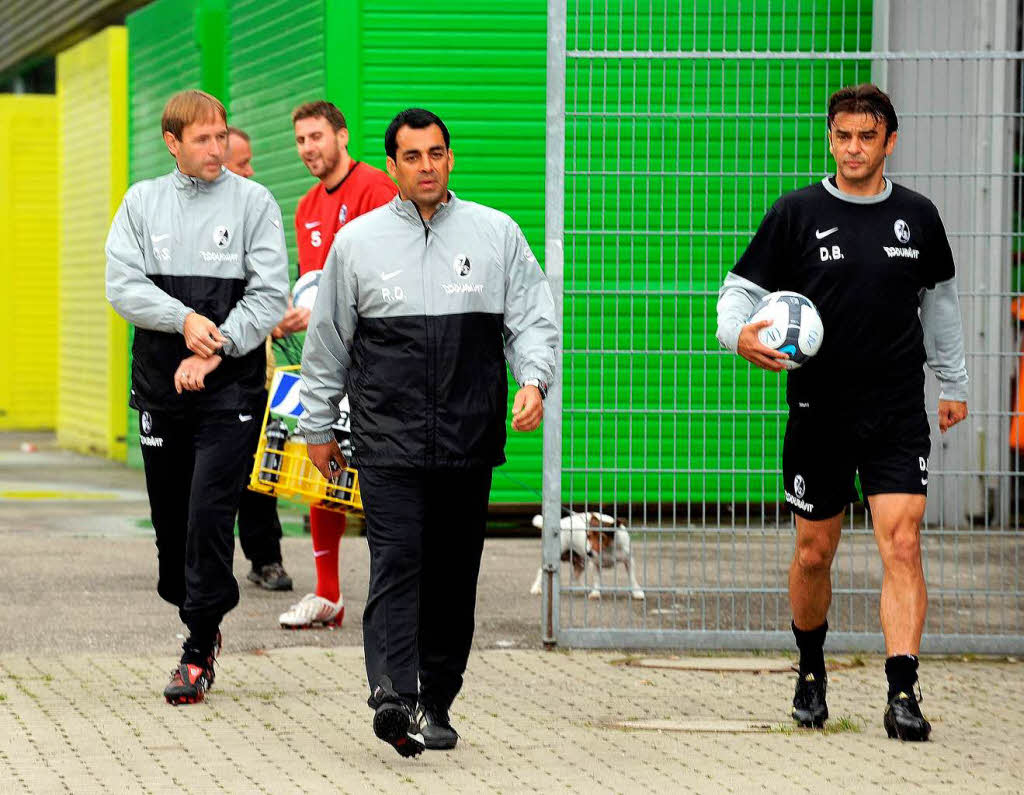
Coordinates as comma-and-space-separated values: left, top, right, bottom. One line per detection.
924, 205, 956, 287
732, 202, 790, 290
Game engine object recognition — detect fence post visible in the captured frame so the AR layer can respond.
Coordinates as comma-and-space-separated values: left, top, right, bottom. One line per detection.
542, 0, 567, 648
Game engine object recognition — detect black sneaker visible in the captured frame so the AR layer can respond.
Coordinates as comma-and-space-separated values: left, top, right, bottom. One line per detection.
163, 632, 221, 706
884, 689, 931, 741
792, 671, 828, 728
415, 702, 459, 750
369, 677, 424, 758
247, 562, 293, 591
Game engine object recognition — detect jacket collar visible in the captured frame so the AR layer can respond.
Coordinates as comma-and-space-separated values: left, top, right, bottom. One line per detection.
172, 165, 229, 196
391, 191, 458, 227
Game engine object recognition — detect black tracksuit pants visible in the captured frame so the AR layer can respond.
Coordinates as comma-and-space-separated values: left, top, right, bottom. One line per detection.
236, 395, 282, 570
139, 408, 254, 633
358, 465, 493, 710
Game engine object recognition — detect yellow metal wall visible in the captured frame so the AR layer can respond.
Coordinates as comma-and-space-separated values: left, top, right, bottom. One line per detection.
56, 28, 129, 459
0, 95, 59, 429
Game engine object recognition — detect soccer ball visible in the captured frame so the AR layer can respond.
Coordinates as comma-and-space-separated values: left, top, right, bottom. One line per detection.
747, 291, 824, 370
292, 269, 321, 310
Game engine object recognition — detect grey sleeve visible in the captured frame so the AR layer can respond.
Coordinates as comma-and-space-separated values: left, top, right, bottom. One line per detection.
716, 272, 769, 352
218, 194, 290, 357
920, 277, 969, 402
502, 223, 558, 386
105, 190, 193, 332
297, 243, 358, 444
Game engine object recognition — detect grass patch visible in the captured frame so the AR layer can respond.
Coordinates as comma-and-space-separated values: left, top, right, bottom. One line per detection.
771, 715, 861, 736
823, 716, 861, 734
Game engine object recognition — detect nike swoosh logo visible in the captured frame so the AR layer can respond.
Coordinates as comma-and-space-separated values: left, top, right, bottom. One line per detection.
921, 478, 928, 486
151, 234, 169, 243
313, 549, 330, 558
305, 221, 321, 229
382, 270, 403, 281
238, 414, 253, 422
815, 227, 839, 239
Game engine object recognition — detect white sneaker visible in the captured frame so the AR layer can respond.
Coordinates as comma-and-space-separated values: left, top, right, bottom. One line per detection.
278, 593, 344, 629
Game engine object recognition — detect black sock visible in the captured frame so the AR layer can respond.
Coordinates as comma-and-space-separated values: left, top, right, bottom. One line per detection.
885, 654, 919, 700
184, 619, 220, 661
792, 620, 828, 677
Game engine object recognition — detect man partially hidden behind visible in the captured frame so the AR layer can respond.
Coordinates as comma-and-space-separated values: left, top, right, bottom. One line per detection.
299, 109, 557, 756
717, 84, 968, 740
224, 124, 293, 593
105, 90, 288, 705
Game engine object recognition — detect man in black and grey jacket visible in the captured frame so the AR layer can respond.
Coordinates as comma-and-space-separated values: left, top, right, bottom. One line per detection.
105, 90, 289, 705
298, 108, 557, 756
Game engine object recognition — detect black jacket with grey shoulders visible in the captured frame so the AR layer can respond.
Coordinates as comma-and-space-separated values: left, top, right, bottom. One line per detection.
298, 193, 558, 469
105, 168, 289, 413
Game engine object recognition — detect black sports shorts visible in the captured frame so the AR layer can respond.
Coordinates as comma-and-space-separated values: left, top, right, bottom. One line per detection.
781, 405, 931, 520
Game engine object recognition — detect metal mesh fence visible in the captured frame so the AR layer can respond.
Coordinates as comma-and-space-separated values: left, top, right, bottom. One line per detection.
542, 0, 1024, 652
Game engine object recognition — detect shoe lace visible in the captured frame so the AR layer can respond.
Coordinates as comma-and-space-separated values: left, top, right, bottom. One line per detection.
182, 640, 217, 673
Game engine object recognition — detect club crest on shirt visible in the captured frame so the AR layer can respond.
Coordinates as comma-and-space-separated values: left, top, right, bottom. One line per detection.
894, 219, 910, 244
339, 204, 349, 226
453, 254, 472, 277
213, 226, 230, 248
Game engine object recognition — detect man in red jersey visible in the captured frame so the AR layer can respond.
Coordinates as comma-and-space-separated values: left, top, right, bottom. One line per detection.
276, 100, 398, 630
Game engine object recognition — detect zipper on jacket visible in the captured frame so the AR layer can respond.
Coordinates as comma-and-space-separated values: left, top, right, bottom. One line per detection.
421, 216, 434, 467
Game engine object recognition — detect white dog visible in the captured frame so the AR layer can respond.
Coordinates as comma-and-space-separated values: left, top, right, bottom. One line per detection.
529, 511, 645, 600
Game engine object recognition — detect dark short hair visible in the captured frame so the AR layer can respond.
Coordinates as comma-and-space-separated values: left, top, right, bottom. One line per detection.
827, 83, 899, 138
227, 125, 249, 142
384, 108, 450, 160
292, 100, 346, 132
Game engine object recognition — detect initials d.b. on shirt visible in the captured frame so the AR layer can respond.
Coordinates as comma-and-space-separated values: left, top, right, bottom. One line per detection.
732, 178, 955, 411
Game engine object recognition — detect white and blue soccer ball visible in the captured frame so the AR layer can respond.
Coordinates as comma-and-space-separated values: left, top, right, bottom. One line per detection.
747, 291, 824, 370
292, 269, 322, 310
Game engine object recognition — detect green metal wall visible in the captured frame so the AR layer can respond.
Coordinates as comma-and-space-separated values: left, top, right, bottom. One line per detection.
228, 0, 326, 277
563, 1, 873, 506
359, 1, 548, 503
120, 0, 871, 506
222, 0, 548, 504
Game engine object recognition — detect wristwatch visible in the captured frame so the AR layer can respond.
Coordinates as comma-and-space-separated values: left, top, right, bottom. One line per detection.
523, 378, 548, 399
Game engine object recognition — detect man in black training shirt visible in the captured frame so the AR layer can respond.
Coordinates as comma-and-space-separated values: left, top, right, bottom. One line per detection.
716, 84, 968, 741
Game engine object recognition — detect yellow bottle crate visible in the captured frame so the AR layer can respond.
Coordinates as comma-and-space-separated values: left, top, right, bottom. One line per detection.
248, 366, 361, 513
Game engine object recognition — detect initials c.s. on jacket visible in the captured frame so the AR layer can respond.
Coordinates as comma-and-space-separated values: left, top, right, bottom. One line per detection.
298, 193, 558, 469
105, 167, 289, 413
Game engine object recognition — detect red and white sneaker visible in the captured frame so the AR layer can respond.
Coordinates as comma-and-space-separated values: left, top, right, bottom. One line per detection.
163, 632, 221, 705
278, 593, 344, 629
164, 662, 211, 705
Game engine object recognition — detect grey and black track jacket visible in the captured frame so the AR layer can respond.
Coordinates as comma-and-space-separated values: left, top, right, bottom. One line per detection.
298, 193, 558, 468
106, 167, 289, 413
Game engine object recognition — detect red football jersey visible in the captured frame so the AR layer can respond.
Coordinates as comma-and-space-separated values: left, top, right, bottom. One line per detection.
295, 161, 398, 275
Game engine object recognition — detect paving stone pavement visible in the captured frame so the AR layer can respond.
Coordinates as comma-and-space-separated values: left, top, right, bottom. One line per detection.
2, 434, 1023, 792
0, 647, 1021, 793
